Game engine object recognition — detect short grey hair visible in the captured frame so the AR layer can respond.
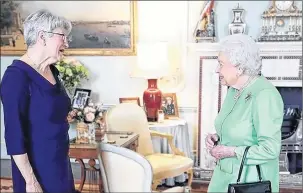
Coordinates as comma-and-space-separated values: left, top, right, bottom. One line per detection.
219, 34, 262, 76
23, 9, 72, 47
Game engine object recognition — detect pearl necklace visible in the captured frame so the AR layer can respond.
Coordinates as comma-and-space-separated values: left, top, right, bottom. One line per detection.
233, 76, 258, 100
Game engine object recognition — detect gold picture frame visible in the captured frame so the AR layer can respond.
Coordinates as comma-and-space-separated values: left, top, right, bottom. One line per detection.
161, 93, 179, 119
0, 1, 137, 56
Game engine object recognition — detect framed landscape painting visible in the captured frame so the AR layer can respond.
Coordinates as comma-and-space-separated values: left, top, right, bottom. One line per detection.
0, 1, 137, 56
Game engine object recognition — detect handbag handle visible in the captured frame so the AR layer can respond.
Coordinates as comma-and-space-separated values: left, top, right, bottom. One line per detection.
236, 146, 262, 183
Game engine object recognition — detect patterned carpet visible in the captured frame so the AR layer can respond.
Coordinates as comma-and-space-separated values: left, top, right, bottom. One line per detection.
0, 178, 98, 193
0, 179, 13, 192
0, 178, 203, 192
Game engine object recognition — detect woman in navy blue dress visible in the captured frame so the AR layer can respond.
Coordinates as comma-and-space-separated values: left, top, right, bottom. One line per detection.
0, 10, 76, 193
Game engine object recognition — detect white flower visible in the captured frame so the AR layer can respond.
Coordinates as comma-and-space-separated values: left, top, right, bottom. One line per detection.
88, 102, 94, 107
85, 112, 95, 122
98, 112, 103, 117
95, 103, 103, 111
77, 112, 82, 116
90, 107, 96, 113
83, 107, 90, 114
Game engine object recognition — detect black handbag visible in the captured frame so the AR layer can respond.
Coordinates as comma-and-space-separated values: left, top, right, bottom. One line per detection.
227, 146, 272, 193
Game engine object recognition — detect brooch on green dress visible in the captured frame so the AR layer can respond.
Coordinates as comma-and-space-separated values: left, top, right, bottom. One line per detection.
245, 92, 252, 102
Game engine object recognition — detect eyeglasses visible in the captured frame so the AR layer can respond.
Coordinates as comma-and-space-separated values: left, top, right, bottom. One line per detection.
217, 60, 223, 68
43, 31, 72, 43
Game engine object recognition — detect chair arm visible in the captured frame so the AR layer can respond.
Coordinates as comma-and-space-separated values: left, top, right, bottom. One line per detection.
149, 130, 185, 156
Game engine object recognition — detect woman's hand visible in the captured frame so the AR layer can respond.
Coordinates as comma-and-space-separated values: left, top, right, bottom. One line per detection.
26, 180, 43, 192
12, 154, 43, 192
210, 145, 236, 160
67, 114, 74, 123
67, 109, 78, 123
205, 133, 219, 150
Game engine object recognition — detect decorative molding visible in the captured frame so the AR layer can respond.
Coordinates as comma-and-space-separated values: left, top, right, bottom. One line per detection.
187, 43, 220, 55
179, 107, 198, 113
261, 55, 302, 81
197, 56, 222, 168
258, 42, 302, 55
261, 54, 302, 84
102, 104, 197, 113
187, 41, 302, 55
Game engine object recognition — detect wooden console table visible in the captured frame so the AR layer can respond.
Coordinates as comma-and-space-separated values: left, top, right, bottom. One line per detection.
69, 131, 139, 192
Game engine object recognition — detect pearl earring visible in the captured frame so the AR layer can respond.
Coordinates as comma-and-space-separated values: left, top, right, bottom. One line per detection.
237, 68, 243, 77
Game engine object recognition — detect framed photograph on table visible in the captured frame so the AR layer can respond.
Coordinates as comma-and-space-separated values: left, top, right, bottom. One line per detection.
72, 88, 91, 109
161, 93, 179, 118
119, 97, 140, 106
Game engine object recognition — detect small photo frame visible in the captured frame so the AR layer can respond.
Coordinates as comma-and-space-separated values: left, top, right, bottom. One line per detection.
72, 88, 92, 109
119, 97, 141, 106
161, 93, 179, 118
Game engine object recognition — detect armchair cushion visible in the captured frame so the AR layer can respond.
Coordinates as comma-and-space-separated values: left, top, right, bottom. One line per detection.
146, 153, 193, 180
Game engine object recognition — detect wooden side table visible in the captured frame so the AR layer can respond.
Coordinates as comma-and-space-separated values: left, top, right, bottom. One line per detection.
69, 131, 139, 192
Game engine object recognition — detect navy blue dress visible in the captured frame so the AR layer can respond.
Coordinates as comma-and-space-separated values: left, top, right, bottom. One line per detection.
0, 60, 76, 193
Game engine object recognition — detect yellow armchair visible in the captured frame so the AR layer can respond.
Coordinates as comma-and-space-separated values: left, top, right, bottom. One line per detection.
97, 142, 189, 192
105, 103, 193, 190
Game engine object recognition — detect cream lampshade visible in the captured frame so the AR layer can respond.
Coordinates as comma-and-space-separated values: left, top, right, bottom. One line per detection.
131, 42, 169, 78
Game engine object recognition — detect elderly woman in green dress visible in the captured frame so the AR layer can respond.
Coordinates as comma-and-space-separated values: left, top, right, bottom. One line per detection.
206, 34, 284, 192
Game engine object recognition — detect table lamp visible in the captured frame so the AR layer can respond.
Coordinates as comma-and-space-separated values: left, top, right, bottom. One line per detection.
131, 42, 169, 122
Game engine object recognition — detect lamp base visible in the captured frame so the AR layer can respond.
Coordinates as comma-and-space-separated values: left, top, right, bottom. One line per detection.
147, 116, 157, 122
145, 107, 159, 122
143, 79, 162, 122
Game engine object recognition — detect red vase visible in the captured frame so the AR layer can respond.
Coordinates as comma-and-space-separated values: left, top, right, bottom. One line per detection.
143, 79, 162, 122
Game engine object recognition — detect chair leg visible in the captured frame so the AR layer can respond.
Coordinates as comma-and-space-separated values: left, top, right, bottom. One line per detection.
187, 168, 193, 188
152, 179, 161, 191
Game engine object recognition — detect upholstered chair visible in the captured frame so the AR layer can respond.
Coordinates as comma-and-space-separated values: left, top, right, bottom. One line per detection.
105, 103, 193, 190
97, 142, 188, 192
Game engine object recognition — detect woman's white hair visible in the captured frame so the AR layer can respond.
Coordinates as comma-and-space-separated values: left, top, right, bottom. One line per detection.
23, 9, 72, 47
219, 34, 262, 76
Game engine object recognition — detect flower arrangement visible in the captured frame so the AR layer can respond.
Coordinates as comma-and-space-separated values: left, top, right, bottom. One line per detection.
68, 100, 107, 144
55, 57, 89, 96
68, 100, 105, 126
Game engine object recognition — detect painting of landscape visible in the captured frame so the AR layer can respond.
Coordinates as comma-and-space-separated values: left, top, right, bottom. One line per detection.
0, 1, 137, 56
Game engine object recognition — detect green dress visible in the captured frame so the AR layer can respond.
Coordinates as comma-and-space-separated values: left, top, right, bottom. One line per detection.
207, 76, 284, 193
